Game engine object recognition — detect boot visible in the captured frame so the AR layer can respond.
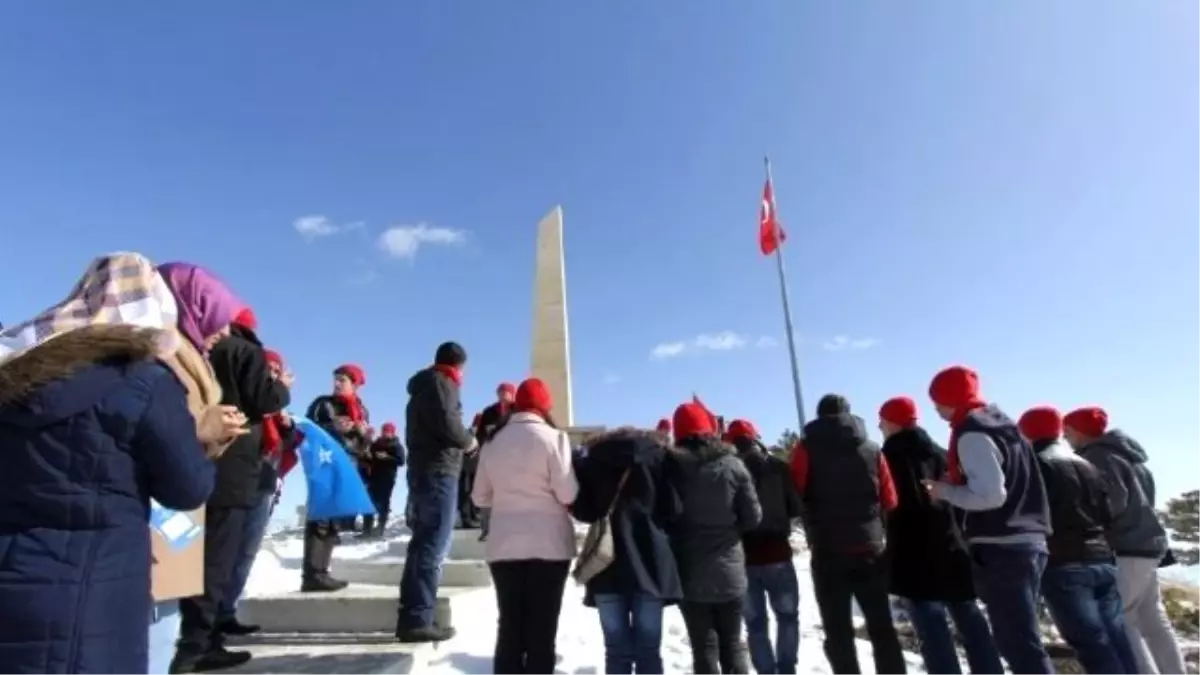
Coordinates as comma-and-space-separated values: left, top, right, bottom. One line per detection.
216, 617, 261, 636
357, 514, 376, 539
169, 647, 252, 674
301, 573, 349, 593
396, 623, 457, 644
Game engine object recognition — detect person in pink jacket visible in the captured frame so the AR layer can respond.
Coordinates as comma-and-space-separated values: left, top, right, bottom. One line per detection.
472, 377, 578, 674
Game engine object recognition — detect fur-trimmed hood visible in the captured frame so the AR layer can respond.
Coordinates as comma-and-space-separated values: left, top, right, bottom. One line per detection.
0, 324, 165, 417
583, 427, 669, 469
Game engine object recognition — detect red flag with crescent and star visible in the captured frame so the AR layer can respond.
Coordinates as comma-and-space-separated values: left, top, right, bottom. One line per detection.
759, 177, 787, 256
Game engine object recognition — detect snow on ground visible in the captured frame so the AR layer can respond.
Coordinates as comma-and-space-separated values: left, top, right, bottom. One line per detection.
244, 526, 924, 673
423, 551, 926, 675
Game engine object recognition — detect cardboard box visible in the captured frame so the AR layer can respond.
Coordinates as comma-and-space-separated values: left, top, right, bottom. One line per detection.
150, 504, 205, 601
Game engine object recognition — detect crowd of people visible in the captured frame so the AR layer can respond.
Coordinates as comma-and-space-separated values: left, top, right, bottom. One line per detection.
0, 252, 1188, 675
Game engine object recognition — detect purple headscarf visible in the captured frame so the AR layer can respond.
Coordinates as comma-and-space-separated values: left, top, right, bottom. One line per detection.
157, 262, 245, 351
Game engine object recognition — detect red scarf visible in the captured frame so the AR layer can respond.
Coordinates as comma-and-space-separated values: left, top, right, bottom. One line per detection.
433, 364, 462, 386
946, 401, 987, 485
262, 413, 282, 456
336, 393, 366, 422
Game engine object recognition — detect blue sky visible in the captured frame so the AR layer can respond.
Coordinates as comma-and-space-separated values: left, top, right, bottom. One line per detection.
1, 1, 1196, 519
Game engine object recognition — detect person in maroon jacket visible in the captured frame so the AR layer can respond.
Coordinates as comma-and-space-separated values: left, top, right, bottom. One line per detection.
727, 419, 803, 675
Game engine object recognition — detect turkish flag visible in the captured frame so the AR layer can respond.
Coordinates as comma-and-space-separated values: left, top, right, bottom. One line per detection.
759, 178, 787, 255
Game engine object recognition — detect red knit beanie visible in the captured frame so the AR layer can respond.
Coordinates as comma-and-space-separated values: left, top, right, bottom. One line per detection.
724, 419, 758, 442
335, 364, 366, 387
515, 378, 553, 417
879, 396, 919, 428
264, 349, 283, 367
1019, 406, 1063, 441
1064, 406, 1108, 438
381, 422, 397, 436
929, 365, 983, 409
655, 418, 672, 433
497, 382, 516, 396
233, 307, 258, 331
673, 402, 716, 439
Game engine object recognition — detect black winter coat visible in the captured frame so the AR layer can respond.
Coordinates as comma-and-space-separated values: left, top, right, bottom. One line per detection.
207, 325, 290, 508
572, 429, 684, 608
405, 367, 473, 476
881, 426, 976, 602
366, 437, 406, 489
668, 438, 762, 603
307, 394, 372, 457
734, 439, 803, 566
1034, 439, 1114, 567
474, 401, 511, 447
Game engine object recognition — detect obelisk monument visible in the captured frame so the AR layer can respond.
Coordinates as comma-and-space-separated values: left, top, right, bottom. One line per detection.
531, 205, 575, 428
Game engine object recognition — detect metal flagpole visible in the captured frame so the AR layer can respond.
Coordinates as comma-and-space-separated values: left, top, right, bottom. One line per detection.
765, 156, 808, 434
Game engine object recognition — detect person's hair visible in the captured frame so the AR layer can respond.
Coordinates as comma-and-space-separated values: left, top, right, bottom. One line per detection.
434, 341, 467, 366
816, 393, 851, 417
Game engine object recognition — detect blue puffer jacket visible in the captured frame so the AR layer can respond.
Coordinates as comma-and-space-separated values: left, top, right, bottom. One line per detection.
0, 326, 215, 674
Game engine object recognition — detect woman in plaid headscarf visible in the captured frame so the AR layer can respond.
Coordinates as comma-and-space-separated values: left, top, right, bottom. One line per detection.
0, 252, 248, 675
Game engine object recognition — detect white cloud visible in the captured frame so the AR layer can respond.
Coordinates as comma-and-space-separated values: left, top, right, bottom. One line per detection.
651, 331, 749, 360
601, 372, 623, 385
378, 223, 467, 260
756, 335, 780, 349
822, 335, 881, 352
293, 215, 343, 240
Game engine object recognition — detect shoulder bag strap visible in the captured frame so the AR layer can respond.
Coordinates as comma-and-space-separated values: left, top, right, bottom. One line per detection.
605, 468, 633, 518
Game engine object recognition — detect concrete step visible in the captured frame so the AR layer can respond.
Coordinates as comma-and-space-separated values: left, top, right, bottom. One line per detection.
333, 555, 492, 588
386, 527, 588, 560
218, 634, 428, 674
387, 529, 486, 560
241, 584, 474, 634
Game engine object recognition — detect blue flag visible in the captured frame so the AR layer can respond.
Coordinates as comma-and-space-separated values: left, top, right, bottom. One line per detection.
292, 416, 377, 521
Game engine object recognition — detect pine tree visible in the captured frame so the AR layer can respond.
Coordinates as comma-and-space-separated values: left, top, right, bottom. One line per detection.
1160, 489, 1199, 566
770, 428, 801, 459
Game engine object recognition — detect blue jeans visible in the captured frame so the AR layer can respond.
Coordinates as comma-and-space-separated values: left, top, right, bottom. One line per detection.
148, 602, 181, 674
397, 471, 458, 630
594, 593, 665, 674
217, 492, 273, 622
1042, 562, 1139, 674
971, 543, 1054, 674
905, 599, 1002, 674
743, 561, 800, 674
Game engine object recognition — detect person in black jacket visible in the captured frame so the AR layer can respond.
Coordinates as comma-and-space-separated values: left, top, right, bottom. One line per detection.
361, 421, 406, 538
572, 427, 684, 674
878, 396, 1002, 675
301, 363, 371, 592
215, 348, 298, 639
461, 382, 515, 531
669, 402, 761, 674
793, 394, 906, 675
727, 419, 803, 675
396, 342, 477, 643
173, 307, 289, 673
1020, 406, 1140, 674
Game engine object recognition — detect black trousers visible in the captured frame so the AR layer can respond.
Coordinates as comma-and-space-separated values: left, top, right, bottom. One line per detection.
679, 599, 751, 674
810, 551, 906, 674
458, 456, 481, 527
489, 559, 570, 674
177, 506, 249, 653
362, 473, 396, 532
302, 520, 338, 580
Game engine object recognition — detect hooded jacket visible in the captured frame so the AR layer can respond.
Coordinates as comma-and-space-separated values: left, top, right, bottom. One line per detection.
1078, 430, 1168, 559
0, 326, 215, 673
207, 324, 290, 508
572, 429, 684, 607
733, 438, 803, 566
668, 437, 762, 603
882, 426, 976, 602
405, 367, 473, 476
